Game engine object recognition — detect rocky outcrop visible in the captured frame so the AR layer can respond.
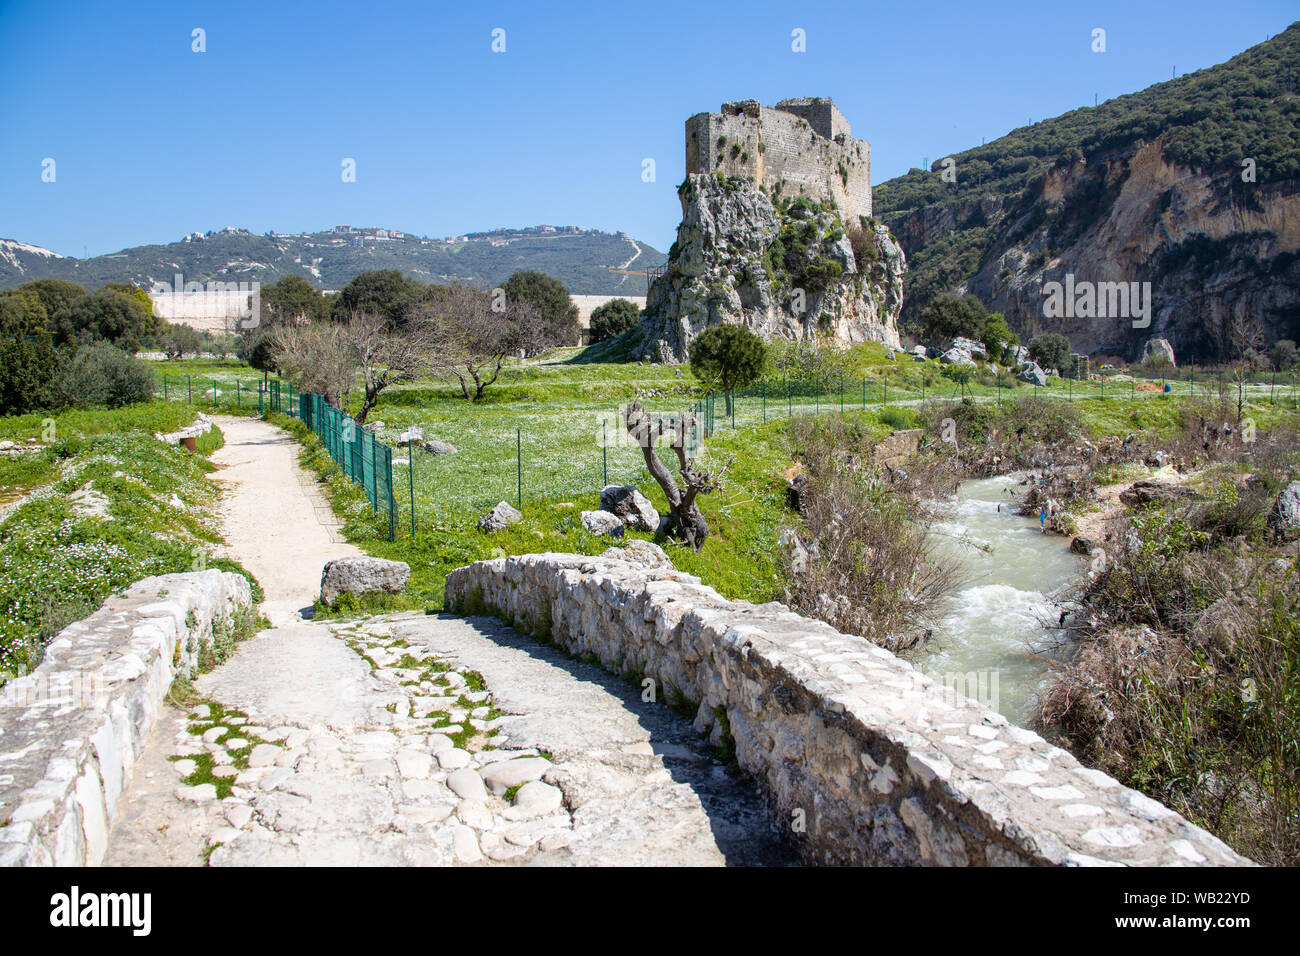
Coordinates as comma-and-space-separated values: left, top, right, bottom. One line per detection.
1142, 337, 1177, 367
580, 510, 624, 537
1119, 480, 1201, 507
1267, 480, 1300, 540
902, 140, 1300, 362
635, 174, 904, 362
446, 551, 1250, 866
319, 557, 411, 606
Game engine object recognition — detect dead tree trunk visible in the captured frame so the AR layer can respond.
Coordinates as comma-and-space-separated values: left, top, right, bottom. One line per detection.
624, 400, 719, 550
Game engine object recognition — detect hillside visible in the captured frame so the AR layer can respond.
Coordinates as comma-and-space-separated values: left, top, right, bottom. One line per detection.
873, 22, 1300, 362
0, 225, 667, 297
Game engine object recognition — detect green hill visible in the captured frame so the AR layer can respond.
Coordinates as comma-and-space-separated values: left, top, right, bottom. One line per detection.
873, 22, 1300, 360
0, 226, 666, 297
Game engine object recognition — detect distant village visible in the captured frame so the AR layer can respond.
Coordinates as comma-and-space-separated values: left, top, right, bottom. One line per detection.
178, 223, 630, 250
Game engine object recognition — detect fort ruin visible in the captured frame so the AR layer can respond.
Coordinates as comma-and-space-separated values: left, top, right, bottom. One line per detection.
685, 97, 871, 220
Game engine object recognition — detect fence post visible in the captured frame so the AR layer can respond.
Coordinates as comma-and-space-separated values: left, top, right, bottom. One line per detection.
409, 439, 416, 540
516, 427, 522, 510
603, 419, 608, 487
730, 390, 735, 429
370, 432, 378, 514
762, 380, 766, 423
187, 375, 192, 403
840, 376, 844, 414
163, 375, 168, 401
787, 376, 791, 417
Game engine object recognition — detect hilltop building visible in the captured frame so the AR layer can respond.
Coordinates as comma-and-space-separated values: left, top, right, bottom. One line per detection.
685, 97, 871, 220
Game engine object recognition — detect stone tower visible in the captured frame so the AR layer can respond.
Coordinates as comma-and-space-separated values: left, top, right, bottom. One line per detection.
684, 97, 871, 220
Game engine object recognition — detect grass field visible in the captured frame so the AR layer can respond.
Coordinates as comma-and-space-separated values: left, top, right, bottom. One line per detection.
0, 402, 258, 682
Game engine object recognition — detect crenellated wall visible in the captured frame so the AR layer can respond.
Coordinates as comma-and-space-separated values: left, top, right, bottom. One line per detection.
446, 547, 1251, 867
685, 98, 871, 221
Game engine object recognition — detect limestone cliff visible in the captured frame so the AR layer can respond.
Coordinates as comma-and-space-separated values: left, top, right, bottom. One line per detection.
876, 25, 1300, 363
636, 174, 903, 363
959, 141, 1300, 362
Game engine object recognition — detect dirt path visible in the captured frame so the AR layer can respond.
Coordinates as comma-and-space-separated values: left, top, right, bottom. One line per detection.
206, 415, 360, 625
105, 416, 791, 866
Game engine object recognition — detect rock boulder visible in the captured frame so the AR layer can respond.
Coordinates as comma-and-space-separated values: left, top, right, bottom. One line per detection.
599, 485, 660, 531
320, 557, 410, 606
1267, 480, 1300, 540
478, 501, 522, 533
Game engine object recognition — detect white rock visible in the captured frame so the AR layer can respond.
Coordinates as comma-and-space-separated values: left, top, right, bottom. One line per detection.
452, 825, 482, 863
478, 757, 550, 796
447, 768, 488, 802
437, 748, 471, 770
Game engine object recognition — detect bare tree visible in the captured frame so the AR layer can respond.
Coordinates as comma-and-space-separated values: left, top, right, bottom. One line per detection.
349, 311, 443, 424
417, 284, 551, 401
623, 401, 726, 549
270, 319, 358, 411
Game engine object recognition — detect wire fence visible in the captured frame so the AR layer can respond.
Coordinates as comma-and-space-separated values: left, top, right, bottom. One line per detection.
157, 372, 301, 416
299, 392, 397, 540
154, 365, 1299, 543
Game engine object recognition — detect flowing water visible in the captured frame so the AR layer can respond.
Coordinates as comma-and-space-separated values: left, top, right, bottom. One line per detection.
916, 474, 1086, 726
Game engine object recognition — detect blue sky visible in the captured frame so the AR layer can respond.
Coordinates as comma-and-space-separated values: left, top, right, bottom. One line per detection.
1, 0, 1294, 257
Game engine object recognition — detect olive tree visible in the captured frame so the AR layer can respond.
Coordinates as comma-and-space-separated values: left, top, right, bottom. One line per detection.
689, 323, 767, 416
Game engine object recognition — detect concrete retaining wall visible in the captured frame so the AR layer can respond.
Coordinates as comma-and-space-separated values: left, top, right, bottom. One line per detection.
0, 570, 253, 866
445, 548, 1250, 866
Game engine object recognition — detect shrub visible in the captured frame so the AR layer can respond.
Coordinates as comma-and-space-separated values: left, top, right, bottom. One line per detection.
689, 324, 767, 413
62, 345, 156, 408
1028, 332, 1071, 374
588, 298, 641, 343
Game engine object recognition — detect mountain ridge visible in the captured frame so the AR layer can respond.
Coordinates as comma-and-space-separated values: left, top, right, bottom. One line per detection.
0, 225, 667, 297
873, 22, 1300, 361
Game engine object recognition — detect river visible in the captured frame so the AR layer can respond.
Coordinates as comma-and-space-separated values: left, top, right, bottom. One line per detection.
916, 474, 1086, 726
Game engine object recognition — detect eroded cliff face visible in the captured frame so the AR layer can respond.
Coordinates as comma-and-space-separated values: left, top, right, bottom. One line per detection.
636, 174, 903, 363
905, 141, 1300, 362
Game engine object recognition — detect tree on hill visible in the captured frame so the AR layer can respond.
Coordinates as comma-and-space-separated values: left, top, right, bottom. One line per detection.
52, 287, 155, 351
1028, 332, 1071, 374
1270, 339, 1298, 371
689, 323, 767, 416
588, 298, 640, 343
16, 278, 86, 321
918, 293, 987, 344
981, 312, 1019, 358
502, 270, 579, 351
330, 269, 425, 327
262, 275, 327, 324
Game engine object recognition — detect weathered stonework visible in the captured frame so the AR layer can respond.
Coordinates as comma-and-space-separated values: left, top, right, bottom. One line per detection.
445, 551, 1251, 866
687, 98, 871, 220
0, 570, 252, 866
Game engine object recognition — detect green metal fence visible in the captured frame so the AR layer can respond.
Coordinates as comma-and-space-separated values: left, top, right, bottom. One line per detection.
299, 392, 397, 540
157, 373, 299, 416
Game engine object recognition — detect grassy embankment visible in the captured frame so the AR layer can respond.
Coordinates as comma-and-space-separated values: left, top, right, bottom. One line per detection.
0, 402, 260, 682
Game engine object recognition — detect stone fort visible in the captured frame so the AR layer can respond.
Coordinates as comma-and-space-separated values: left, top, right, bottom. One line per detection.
685, 97, 871, 220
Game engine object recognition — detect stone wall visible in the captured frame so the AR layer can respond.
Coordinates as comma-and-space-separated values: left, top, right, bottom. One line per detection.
445, 549, 1250, 866
0, 570, 253, 866
685, 99, 871, 220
